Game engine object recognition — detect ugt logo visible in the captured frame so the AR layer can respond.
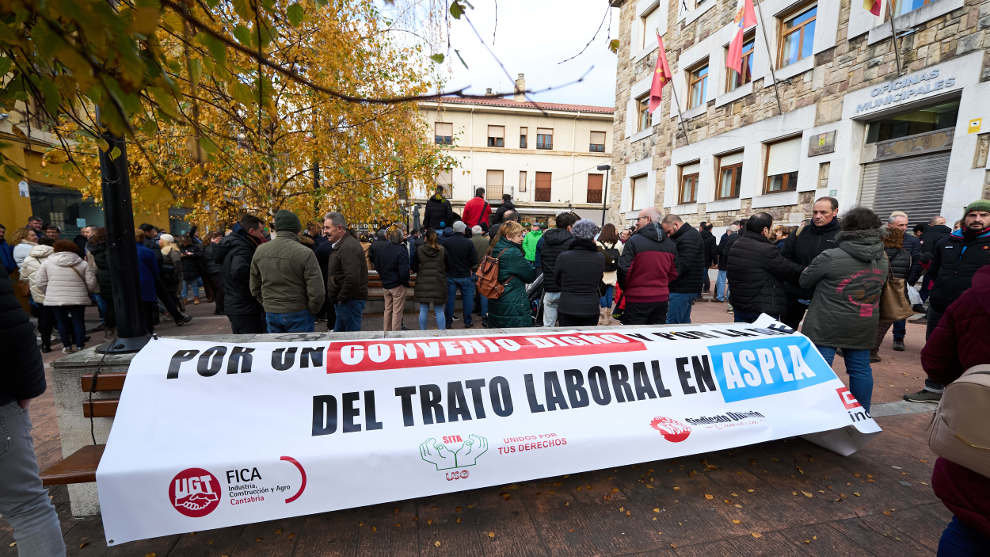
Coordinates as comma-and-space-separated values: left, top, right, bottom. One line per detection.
169, 468, 221, 517
419, 434, 488, 471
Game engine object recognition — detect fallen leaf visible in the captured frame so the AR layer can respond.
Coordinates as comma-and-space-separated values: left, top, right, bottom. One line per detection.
427, 519, 433, 525
673, 486, 680, 491
456, 517, 462, 524
371, 526, 377, 532
747, 488, 755, 493
752, 532, 763, 538
274, 529, 282, 535
145, 553, 157, 557
80, 542, 89, 549
434, 541, 441, 547
256, 537, 263, 542
801, 491, 813, 498
853, 492, 861, 497
704, 494, 714, 500
488, 532, 495, 539
732, 519, 741, 524
653, 507, 660, 513
803, 539, 811, 544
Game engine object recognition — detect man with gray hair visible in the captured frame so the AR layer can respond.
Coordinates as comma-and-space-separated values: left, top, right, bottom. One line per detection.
616, 207, 678, 324
886, 210, 922, 349
324, 211, 368, 332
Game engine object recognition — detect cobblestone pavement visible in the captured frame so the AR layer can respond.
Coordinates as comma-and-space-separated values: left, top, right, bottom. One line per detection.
2, 296, 946, 556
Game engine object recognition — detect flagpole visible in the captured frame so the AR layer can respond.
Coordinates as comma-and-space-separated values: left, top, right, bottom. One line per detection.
658, 28, 691, 145
754, 0, 784, 115
885, 0, 903, 75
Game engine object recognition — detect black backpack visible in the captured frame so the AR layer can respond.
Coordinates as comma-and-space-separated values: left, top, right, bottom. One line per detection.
601, 242, 619, 272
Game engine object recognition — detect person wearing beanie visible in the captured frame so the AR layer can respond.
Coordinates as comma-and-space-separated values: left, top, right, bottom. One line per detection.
249, 209, 325, 332
440, 220, 478, 328
552, 218, 605, 327
904, 199, 990, 403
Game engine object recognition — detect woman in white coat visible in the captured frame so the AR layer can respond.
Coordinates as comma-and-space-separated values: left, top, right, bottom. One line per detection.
20, 238, 56, 351
33, 240, 97, 353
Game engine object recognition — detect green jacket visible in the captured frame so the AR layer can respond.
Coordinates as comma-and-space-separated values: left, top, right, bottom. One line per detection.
799, 229, 889, 349
522, 230, 542, 262
488, 237, 537, 328
249, 231, 326, 315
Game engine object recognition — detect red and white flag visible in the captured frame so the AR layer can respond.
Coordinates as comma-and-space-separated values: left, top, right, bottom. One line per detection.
649, 34, 673, 112
726, 0, 757, 74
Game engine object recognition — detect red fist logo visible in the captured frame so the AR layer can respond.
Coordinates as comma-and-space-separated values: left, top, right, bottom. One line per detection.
650, 417, 691, 443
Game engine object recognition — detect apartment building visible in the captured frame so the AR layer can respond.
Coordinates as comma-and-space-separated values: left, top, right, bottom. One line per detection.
609, 0, 990, 231
413, 76, 615, 226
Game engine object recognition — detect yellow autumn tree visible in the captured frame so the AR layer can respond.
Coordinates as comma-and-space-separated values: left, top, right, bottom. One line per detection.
60, 0, 450, 228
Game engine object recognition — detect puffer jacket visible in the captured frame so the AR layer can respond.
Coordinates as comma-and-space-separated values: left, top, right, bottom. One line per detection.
799, 229, 888, 349
413, 243, 447, 305
727, 231, 804, 318
617, 223, 678, 303
88, 241, 114, 301
33, 251, 97, 306
250, 231, 326, 315
885, 246, 910, 280
488, 237, 537, 328
927, 227, 990, 313
668, 222, 705, 294
0, 261, 46, 407
537, 228, 574, 292
215, 228, 263, 317
19, 244, 54, 302
553, 237, 604, 317
782, 218, 840, 299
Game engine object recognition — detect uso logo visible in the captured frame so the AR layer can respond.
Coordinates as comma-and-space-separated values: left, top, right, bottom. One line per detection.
650, 417, 691, 443
169, 468, 221, 517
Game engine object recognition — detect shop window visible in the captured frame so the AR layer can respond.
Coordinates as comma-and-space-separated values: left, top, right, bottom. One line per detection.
587, 174, 604, 204
764, 136, 801, 193
716, 152, 743, 199
435, 122, 453, 145
778, 4, 816, 67
866, 100, 959, 143
678, 162, 700, 204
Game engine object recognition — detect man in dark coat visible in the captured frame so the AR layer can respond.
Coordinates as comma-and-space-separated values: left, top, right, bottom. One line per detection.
488, 209, 518, 241
780, 197, 841, 329
535, 211, 578, 326
617, 208, 678, 325
715, 224, 738, 302
905, 200, 990, 403
0, 261, 66, 555
726, 213, 804, 323
441, 221, 478, 328
215, 214, 267, 333
492, 194, 516, 226
324, 212, 369, 332
699, 222, 717, 298
661, 214, 705, 323
918, 215, 952, 303
423, 186, 453, 231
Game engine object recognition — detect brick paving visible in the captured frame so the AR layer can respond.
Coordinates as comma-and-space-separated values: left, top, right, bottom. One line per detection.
2, 297, 946, 556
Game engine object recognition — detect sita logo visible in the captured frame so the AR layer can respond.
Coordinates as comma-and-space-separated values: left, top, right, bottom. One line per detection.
419, 434, 488, 481
169, 468, 221, 517
650, 417, 691, 443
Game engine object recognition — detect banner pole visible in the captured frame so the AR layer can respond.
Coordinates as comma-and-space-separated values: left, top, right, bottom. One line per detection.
885, 0, 903, 76
754, 0, 784, 116
658, 27, 691, 146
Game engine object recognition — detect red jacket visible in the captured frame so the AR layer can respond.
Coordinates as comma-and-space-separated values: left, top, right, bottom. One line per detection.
616, 224, 678, 303
921, 265, 990, 537
461, 196, 490, 228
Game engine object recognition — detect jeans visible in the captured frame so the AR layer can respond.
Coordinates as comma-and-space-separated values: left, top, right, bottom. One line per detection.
91, 293, 106, 320
474, 276, 489, 318
621, 301, 669, 325
0, 402, 67, 557
924, 306, 945, 393
182, 276, 203, 299
600, 285, 614, 309
334, 300, 366, 332
52, 305, 86, 349
715, 270, 728, 301
266, 309, 315, 333
543, 291, 561, 326
816, 345, 873, 412
419, 303, 446, 330
666, 293, 698, 324
383, 285, 406, 332
228, 312, 267, 334
892, 318, 906, 341
938, 516, 990, 557
445, 277, 475, 327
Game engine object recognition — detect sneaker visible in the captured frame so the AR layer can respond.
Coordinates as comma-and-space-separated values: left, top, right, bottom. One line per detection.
903, 389, 942, 403
893, 339, 905, 351
726, 305, 733, 313
176, 314, 194, 326
62, 346, 76, 354
451, 314, 460, 321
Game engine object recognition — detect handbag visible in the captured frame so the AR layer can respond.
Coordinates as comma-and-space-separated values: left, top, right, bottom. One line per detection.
879, 272, 913, 321
928, 364, 990, 478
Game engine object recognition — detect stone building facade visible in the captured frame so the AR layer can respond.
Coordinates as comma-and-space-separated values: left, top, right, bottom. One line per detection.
608, 0, 990, 233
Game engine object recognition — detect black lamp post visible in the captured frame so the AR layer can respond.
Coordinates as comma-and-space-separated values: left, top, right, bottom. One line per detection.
597, 164, 611, 226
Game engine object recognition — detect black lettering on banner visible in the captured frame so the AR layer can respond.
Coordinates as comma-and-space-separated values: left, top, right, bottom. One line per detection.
651, 360, 673, 398
631, 361, 657, 400
420, 384, 445, 425
197, 346, 227, 377
227, 346, 254, 374
489, 376, 513, 417
447, 382, 472, 422
653, 332, 678, 341
609, 364, 634, 402
312, 395, 337, 435
524, 374, 545, 413
692, 355, 716, 392
623, 333, 654, 342
166, 350, 199, 379
272, 347, 297, 371
464, 379, 487, 419
394, 386, 417, 427
563, 369, 590, 408
544, 372, 569, 411
363, 390, 383, 430
587, 366, 612, 405
342, 391, 361, 433
676, 357, 696, 394
300, 347, 324, 368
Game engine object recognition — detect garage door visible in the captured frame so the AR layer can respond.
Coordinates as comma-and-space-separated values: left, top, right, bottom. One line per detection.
858, 150, 950, 223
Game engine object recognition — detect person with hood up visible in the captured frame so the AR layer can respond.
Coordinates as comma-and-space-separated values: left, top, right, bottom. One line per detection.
412, 228, 447, 330
216, 214, 267, 333
423, 185, 453, 231
799, 207, 888, 412
535, 211, 578, 326
553, 219, 604, 326
616, 207, 678, 325
20, 238, 56, 351
33, 240, 97, 353
487, 221, 537, 328
726, 212, 805, 323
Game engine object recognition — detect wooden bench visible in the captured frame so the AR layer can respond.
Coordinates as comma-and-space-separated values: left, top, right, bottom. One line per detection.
40, 371, 125, 486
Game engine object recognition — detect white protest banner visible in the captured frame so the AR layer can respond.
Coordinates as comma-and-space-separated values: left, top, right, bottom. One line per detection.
96, 317, 879, 545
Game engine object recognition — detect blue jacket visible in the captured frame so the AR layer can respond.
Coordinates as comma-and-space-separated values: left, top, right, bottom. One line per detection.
371, 240, 410, 289
0, 240, 15, 273
136, 244, 160, 302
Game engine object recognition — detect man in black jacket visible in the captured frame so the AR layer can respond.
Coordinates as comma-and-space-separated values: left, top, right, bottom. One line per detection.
780, 197, 841, 329
492, 194, 516, 226
661, 215, 705, 323
726, 213, 805, 323
699, 222, 717, 298
918, 215, 952, 303
536, 211, 578, 326
423, 186, 453, 231
442, 221, 478, 328
0, 262, 66, 555
905, 200, 990, 403
215, 214, 267, 333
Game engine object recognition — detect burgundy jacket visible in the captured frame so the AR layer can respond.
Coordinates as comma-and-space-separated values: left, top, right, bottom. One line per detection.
616, 223, 678, 303
921, 265, 990, 537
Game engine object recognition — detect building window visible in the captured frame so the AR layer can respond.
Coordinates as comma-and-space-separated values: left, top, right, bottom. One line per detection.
534, 171, 552, 202
687, 61, 709, 109
866, 100, 959, 143
487, 125, 505, 148
778, 4, 816, 68
640, 6, 662, 50
818, 161, 830, 189
637, 96, 651, 132
519, 126, 528, 148
486, 170, 504, 200
630, 175, 648, 210
536, 128, 553, 150
435, 122, 453, 145
764, 136, 801, 193
678, 162, 699, 204
437, 169, 452, 193
892, 0, 936, 17
726, 35, 755, 92
590, 131, 606, 153
518, 170, 527, 193
716, 152, 743, 199
587, 174, 604, 204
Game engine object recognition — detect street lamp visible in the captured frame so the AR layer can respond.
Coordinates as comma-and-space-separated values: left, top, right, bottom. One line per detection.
597, 164, 611, 226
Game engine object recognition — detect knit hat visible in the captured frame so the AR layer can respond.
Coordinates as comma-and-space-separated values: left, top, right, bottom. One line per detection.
274, 210, 301, 233
965, 199, 990, 214
572, 219, 599, 240
452, 221, 466, 233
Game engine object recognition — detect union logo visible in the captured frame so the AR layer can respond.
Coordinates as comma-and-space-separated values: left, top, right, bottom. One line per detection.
650, 417, 691, 443
169, 468, 221, 518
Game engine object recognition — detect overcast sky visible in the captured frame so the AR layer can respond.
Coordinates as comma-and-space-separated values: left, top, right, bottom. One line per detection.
392, 1, 620, 108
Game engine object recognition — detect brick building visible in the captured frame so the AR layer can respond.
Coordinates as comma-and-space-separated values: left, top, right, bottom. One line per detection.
608, 0, 990, 232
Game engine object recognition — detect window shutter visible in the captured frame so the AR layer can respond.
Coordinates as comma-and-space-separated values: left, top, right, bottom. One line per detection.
486, 169, 504, 187
766, 137, 802, 176
590, 131, 606, 144
682, 162, 700, 175
537, 128, 553, 136
435, 122, 452, 136
488, 125, 504, 138
719, 151, 744, 167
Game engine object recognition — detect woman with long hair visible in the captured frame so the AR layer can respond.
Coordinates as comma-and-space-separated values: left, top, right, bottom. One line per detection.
159, 234, 184, 303
596, 223, 622, 324
487, 221, 537, 328
872, 224, 911, 362
11, 226, 38, 268
413, 228, 447, 329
